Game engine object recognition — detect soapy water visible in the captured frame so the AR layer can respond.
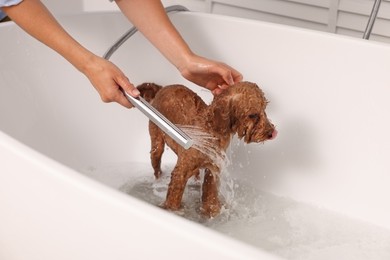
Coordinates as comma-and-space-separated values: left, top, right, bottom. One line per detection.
82, 127, 390, 259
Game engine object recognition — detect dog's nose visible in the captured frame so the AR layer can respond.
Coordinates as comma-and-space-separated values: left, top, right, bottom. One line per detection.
267, 129, 278, 140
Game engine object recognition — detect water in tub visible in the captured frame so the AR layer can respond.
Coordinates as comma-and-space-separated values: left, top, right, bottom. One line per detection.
82, 127, 390, 260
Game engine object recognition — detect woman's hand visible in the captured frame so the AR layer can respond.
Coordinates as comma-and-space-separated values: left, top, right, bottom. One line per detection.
6, 0, 243, 108
178, 54, 243, 95
115, 0, 243, 95
82, 55, 140, 108
4, 0, 139, 108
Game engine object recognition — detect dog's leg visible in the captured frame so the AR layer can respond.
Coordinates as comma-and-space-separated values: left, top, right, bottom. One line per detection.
149, 122, 165, 179
201, 168, 221, 217
164, 162, 193, 211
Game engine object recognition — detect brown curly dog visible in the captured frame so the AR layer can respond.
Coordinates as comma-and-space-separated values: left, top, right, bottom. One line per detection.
137, 81, 277, 217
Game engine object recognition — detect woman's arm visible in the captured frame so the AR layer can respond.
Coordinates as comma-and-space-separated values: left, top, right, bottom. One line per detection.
115, 0, 242, 94
3, 0, 139, 108
3, 0, 242, 107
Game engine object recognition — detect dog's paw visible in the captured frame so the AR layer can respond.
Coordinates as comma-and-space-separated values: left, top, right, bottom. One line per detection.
200, 202, 221, 218
162, 200, 182, 212
154, 169, 162, 179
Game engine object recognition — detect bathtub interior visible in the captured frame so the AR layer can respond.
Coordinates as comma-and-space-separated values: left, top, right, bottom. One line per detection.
1, 11, 390, 259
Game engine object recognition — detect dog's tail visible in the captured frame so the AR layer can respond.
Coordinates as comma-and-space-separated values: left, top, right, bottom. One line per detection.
136, 83, 163, 102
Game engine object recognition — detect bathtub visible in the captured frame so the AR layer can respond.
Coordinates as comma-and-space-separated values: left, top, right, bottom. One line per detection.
1, 10, 390, 260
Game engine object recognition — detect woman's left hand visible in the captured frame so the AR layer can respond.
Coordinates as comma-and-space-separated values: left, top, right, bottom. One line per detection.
178, 54, 243, 95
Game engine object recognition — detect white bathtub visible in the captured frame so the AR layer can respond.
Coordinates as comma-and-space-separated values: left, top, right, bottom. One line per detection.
1, 11, 390, 260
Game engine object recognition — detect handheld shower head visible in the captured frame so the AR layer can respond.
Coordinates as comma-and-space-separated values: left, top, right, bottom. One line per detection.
124, 91, 193, 150
103, 5, 192, 149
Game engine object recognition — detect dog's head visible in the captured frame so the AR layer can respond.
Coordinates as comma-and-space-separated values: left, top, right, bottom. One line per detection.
210, 81, 277, 143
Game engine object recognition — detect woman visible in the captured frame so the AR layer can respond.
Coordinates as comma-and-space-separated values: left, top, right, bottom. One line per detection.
1, 0, 242, 108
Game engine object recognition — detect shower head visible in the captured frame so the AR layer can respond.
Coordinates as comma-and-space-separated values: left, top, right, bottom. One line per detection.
103, 5, 192, 150
124, 91, 193, 150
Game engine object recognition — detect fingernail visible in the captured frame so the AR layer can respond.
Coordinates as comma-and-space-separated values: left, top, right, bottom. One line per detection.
132, 89, 140, 96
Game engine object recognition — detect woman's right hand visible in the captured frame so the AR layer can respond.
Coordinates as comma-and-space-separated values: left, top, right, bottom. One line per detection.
3, 0, 140, 109
82, 55, 140, 108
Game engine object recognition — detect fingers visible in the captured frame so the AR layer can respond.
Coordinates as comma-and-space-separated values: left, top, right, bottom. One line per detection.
97, 75, 139, 109
116, 93, 134, 109
99, 84, 133, 108
219, 63, 243, 85
209, 64, 243, 96
112, 75, 139, 108
231, 68, 243, 83
178, 54, 242, 96
212, 88, 223, 95
220, 67, 235, 86
84, 57, 139, 109
209, 62, 243, 94
117, 75, 140, 97
211, 82, 229, 96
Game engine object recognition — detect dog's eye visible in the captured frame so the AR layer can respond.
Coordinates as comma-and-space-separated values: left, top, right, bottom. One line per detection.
248, 113, 259, 120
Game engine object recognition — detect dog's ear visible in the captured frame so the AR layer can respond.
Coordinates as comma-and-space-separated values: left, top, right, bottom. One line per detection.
212, 106, 229, 134
210, 96, 236, 135
137, 83, 162, 102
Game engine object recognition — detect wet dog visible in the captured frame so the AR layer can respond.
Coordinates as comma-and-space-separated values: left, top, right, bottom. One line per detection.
137, 81, 277, 217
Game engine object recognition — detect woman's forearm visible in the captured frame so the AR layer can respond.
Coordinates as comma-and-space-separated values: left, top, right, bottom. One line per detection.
3, 0, 95, 74
3, 0, 139, 107
3, 0, 242, 102
115, 0, 194, 71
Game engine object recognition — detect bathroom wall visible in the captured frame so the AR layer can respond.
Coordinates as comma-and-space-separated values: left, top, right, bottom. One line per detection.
41, 0, 83, 15
158, 0, 390, 43
42, 0, 390, 43
82, 0, 118, 12
79, 0, 203, 12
